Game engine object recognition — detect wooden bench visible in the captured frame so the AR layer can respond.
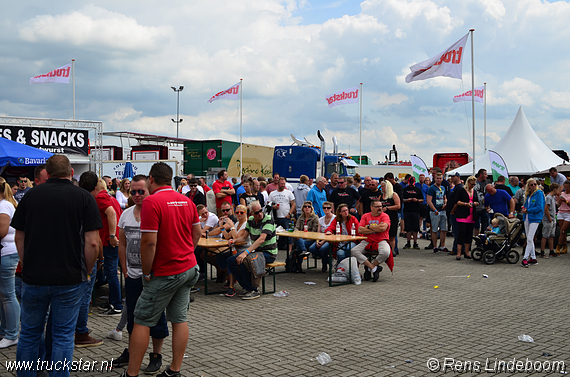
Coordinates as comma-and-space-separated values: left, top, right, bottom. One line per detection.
262, 261, 286, 294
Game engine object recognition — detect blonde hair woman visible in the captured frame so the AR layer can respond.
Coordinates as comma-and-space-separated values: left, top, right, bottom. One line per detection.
0, 177, 20, 348
556, 180, 570, 254
521, 178, 545, 267
380, 180, 401, 253
116, 178, 131, 209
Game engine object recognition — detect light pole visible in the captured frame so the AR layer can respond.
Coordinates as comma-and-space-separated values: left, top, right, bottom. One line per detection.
171, 86, 184, 138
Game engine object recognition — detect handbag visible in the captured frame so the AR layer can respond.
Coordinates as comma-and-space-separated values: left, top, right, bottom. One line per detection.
244, 251, 266, 278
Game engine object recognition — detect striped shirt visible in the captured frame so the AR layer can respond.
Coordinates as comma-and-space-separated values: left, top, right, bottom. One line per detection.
246, 214, 277, 255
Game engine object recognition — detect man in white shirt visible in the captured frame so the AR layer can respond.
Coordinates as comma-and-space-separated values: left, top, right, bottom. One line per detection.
197, 204, 221, 238
268, 177, 295, 251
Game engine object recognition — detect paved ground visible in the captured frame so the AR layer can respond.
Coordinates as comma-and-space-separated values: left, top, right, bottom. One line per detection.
1, 235, 569, 376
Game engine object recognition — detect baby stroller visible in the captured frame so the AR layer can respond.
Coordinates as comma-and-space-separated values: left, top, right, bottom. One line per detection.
472, 213, 525, 265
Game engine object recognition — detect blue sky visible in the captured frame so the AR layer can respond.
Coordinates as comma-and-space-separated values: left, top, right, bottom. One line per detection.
1, 0, 570, 167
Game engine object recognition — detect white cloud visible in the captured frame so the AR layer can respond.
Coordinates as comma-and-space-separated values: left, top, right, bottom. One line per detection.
542, 91, 570, 110
18, 5, 174, 52
371, 92, 409, 107
479, 0, 506, 21
490, 77, 542, 106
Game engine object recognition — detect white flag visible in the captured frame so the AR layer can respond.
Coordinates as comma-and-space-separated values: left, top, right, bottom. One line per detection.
208, 82, 240, 103
489, 150, 509, 182
29, 63, 71, 84
453, 86, 484, 103
326, 86, 359, 108
405, 33, 469, 83
410, 155, 429, 182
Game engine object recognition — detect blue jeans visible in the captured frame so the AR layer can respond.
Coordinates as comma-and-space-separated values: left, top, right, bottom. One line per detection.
308, 241, 330, 261
336, 242, 357, 263
17, 283, 82, 377
0, 253, 20, 340
295, 239, 315, 252
103, 246, 122, 310
450, 215, 459, 253
75, 263, 97, 334
227, 251, 276, 292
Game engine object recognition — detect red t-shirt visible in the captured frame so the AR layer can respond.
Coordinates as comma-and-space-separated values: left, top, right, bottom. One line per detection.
140, 187, 200, 276
359, 212, 390, 243
212, 179, 233, 208
202, 184, 211, 193
266, 182, 278, 194
96, 190, 123, 247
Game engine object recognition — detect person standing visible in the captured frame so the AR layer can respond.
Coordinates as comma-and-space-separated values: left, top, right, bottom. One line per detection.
453, 176, 478, 260
329, 176, 360, 216
185, 178, 206, 207
324, 173, 339, 199
540, 183, 559, 258
111, 174, 169, 374
12, 155, 101, 377
556, 180, 570, 255
268, 177, 295, 251
293, 175, 311, 216
473, 169, 490, 236
306, 177, 327, 217
0, 177, 19, 349
212, 170, 235, 217
359, 179, 382, 215
521, 179, 545, 267
427, 172, 448, 253
379, 180, 401, 255
13, 175, 31, 203
402, 177, 423, 250
124, 162, 201, 377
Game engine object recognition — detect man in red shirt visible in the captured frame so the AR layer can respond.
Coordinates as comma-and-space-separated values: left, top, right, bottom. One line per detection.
124, 162, 201, 377
353, 199, 391, 282
212, 169, 234, 217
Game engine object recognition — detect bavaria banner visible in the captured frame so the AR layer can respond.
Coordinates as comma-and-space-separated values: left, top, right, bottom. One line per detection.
326, 86, 359, 108
453, 86, 484, 103
405, 33, 469, 83
489, 150, 509, 182
29, 63, 71, 84
208, 82, 240, 103
410, 155, 430, 182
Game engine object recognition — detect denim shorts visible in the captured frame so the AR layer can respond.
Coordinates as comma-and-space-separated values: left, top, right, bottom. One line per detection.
134, 265, 200, 327
430, 211, 448, 231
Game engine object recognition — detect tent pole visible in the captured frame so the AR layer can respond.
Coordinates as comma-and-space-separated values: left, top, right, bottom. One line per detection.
484, 82, 487, 153
359, 82, 362, 164
470, 29, 475, 176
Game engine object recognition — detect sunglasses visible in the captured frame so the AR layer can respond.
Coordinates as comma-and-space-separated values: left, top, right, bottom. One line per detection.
19, 180, 27, 183
235, 211, 245, 214
222, 208, 231, 212
254, 209, 263, 215
200, 212, 208, 217
130, 189, 145, 195
188, 184, 197, 187
303, 205, 312, 208
323, 206, 332, 210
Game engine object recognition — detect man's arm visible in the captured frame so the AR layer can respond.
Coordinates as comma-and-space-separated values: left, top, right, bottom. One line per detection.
508, 197, 516, 217
84, 230, 100, 274
118, 228, 128, 277
235, 232, 267, 265
15, 230, 25, 265
140, 232, 158, 279
427, 194, 436, 212
192, 223, 202, 250
105, 206, 119, 247
359, 222, 388, 234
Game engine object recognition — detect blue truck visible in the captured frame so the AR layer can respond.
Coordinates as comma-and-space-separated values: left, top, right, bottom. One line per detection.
272, 131, 357, 184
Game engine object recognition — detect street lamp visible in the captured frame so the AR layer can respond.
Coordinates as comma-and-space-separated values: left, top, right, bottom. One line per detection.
171, 86, 184, 138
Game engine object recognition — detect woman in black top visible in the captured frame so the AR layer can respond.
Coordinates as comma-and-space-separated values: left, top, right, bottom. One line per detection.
380, 180, 401, 253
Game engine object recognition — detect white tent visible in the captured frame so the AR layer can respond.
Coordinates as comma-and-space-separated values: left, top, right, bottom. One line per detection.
449, 107, 564, 177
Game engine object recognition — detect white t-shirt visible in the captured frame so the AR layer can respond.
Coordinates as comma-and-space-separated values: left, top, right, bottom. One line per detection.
118, 206, 142, 278
182, 185, 204, 195
234, 220, 252, 252
200, 212, 221, 238
0, 199, 16, 256
261, 191, 269, 203
318, 215, 334, 233
116, 191, 129, 209
268, 189, 295, 218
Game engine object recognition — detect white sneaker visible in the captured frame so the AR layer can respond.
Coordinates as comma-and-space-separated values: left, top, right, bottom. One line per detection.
106, 329, 122, 341
0, 338, 18, 348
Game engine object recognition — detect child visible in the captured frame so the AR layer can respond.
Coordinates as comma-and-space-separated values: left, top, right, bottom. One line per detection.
540, 183, 560, 258
489, 218, 501, 234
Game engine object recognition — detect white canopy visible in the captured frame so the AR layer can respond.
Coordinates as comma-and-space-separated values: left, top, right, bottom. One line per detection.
449, 107, 564, 177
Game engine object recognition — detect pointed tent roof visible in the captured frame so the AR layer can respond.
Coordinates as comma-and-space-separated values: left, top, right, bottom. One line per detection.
449, 107, 564, 176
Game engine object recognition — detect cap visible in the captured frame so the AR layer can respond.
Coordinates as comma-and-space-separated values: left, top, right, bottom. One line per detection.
453, 172, 461, 177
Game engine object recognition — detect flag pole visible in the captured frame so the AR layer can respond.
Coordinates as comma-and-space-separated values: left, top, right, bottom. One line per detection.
470, 29, 475, 176
239, 78, 243, 177
484, 82, 487, 153
72, 59, 75, 120
359, 82, 363, 164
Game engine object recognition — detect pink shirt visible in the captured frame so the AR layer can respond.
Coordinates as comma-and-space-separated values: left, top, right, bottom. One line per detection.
457, 191, 475, 223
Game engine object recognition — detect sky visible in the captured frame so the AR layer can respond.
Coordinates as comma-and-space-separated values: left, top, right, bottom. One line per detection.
1, 0, 570, 167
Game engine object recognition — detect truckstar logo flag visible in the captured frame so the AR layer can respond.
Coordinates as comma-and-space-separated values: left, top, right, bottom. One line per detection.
410, 155, 430, 182
489, 150, 509, 182
208, 82, 240, 103
405, 33, 469, 83
453, 86, 484, 103
326, 86, 359, 108
29, 63, 71, 84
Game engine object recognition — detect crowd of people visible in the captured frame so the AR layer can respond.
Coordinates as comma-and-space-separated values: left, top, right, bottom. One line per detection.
1, 158, 569, 377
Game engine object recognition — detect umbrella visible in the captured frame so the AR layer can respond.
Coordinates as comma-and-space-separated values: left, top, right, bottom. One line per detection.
0, 137, 53, 173
122, 161, 135, 180
532, 163, 570, 178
